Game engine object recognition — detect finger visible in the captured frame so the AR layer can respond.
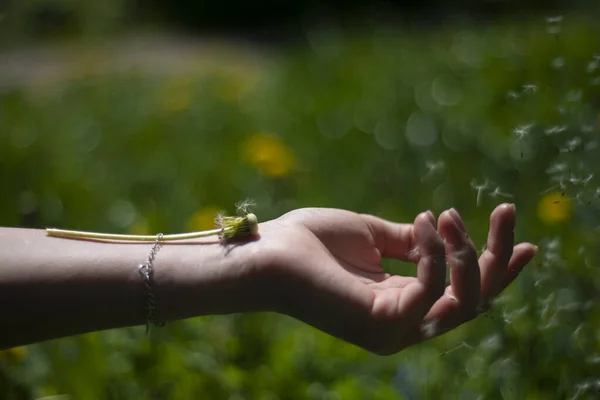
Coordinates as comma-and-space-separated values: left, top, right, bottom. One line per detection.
370, 212, 445, 320
360, 214, 415, 261
495, 242, 538, 297
400, 243, 537, 349
478, 203, 516, 307
396, 211, 446, 318
438, 209, 481, 319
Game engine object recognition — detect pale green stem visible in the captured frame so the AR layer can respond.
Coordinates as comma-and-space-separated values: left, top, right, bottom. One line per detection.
46, 227, 228, 242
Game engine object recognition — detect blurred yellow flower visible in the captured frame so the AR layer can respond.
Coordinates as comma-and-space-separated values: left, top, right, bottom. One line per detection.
188, 206, 222, 231
537, 192, 572, 224
243, 133, 295, 177
0, 346, 28, 362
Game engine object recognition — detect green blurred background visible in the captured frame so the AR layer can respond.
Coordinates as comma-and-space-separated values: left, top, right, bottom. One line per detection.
1, 1, 600, 399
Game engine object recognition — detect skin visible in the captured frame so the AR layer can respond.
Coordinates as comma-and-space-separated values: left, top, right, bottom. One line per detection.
0, 203, 536, 353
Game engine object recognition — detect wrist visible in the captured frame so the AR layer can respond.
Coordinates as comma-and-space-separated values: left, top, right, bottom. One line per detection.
153, 234, 273, 322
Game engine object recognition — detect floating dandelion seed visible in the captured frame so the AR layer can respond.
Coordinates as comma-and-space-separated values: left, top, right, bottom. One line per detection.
560, 137, 583, 152
421, 160, 445, 181
513, 124, 534, 140
489, 187, 514, 199
586, 355, 600, 364
552, 57, 565, 69
546, 162, 569, 174
470, 179, 490, 206
512, 124, 534, 158
235, 198, 256, 215
581, 124, 594, 133
507, 91, 520, 100
545, 15, 563, 35
420, 319, 439, 339
522, 84, 538, 94
566, 89, 583, 102
546, 15, 564, 24
585, 141, 598, 151
569, 379, 600, 400
440, 342, 473, 356
545, 125, 567, 135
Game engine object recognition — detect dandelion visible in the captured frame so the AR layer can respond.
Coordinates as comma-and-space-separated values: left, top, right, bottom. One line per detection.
243, 133, 295, 178
47, 201, 259, 243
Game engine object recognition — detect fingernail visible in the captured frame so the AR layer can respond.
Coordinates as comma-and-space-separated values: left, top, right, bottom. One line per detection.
426, 210, 436, 225
533, 245, 539, 254
449, 208, 466, 231
510, 203, 516, 212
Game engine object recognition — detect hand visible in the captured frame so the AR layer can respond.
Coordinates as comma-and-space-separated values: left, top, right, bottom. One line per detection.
256, 204, 537, 355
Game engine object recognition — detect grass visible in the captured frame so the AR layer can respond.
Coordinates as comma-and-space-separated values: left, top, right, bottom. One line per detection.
1, 14, 600, 399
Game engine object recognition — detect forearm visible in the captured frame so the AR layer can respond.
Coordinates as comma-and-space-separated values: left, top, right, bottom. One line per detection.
0, 227, 266, 349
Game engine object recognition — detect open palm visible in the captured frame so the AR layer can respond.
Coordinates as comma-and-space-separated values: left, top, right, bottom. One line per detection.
257, 204, 536, 355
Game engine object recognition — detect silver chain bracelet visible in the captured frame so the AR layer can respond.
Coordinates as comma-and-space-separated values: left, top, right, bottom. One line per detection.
138, 233, 164, 335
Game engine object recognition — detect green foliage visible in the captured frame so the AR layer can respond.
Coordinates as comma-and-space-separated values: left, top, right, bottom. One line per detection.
1, 15, 600, 399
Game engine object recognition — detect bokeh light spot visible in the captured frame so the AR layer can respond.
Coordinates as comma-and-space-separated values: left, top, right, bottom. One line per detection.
406, 112, 438, 147
243, 133, 295, 177
537, 192, 573, 224
108, 199, 137, 229
188, 206, 222, 231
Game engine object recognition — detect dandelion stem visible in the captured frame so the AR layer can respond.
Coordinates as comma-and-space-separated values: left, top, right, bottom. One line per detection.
46, 204, 259, 243
46, 227, 227, 242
